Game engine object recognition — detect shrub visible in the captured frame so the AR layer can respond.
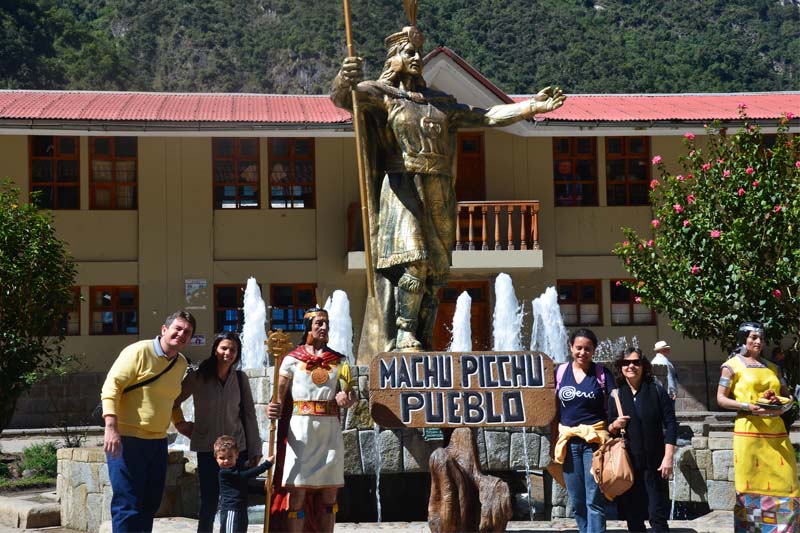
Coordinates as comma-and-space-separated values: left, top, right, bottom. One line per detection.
20, 442, 57, 478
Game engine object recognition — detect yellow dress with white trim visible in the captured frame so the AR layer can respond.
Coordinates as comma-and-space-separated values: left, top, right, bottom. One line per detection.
725, 355, 799, 532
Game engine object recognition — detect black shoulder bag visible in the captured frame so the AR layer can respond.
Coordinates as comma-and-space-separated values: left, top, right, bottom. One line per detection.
92, 355, 181, 427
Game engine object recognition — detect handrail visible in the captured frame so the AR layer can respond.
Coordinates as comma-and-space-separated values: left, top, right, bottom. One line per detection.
347, 200, 540, 252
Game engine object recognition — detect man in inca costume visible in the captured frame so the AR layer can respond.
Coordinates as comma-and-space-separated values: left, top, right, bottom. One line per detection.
331, 1, 565, 353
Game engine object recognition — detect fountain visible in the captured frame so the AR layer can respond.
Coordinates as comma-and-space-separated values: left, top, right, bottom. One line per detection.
324, 290, 355, 365
492, 273, 524, 351
241, 277, 268, 370
594, 335, 639, 362
448, 291, 473, 352
529, 286, 569, 363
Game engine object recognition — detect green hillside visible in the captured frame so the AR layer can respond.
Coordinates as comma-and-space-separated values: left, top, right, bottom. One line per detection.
2, 0, 799, 94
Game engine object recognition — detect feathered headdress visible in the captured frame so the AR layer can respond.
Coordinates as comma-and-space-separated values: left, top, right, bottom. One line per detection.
385, 0, 424, 56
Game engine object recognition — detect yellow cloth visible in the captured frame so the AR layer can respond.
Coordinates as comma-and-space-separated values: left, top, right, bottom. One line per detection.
726, 355, 799, 497
553, 420, 610, 465
101, 340, 187, 439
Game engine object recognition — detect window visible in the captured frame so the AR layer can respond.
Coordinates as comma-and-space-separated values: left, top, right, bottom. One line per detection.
557, 280, 601, 326
553, 137, 597, 207
56, 287, 81, 336
30, 136, 80, 209
213, 138, 260, 208
606, 136, 650, 206
90, 137, 137, 209
213, 284, 248, 333
611, 280, 656, 325
90, 286, 138, 335
268, 138, 315, 208
270, 283, 317, 331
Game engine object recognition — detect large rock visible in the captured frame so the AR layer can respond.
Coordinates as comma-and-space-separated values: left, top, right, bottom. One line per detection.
711, 450, 734, 480
509, 431, 540, 470
342, 429, 362, 475
402, 428, 439, 472
707, 480, 735, 510
484, 430, 510, 470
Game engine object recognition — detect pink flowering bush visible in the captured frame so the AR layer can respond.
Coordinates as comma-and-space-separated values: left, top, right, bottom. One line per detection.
613, 113, 799, 352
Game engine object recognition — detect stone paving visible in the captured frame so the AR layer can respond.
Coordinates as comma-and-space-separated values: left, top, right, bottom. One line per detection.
0, 510, 733, 532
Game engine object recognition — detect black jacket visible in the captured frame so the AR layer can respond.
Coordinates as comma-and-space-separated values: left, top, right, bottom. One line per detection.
218, 460, 272, 510
608, 379, 677, 470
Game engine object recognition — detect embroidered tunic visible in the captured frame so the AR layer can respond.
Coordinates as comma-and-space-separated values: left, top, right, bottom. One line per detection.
278, 347, 352, 488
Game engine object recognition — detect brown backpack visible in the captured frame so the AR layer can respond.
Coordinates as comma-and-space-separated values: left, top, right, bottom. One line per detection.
591, 389, 634, 500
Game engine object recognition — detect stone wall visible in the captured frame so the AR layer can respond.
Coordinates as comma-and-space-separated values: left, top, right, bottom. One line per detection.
57, 448, 198, 533
9, 373, 104, 429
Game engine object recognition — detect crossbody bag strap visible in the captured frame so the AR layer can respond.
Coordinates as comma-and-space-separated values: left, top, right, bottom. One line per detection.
612, 388, 626, 436
122, 354, 180, 394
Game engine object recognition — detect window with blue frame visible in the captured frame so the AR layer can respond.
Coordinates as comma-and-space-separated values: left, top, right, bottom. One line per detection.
213, 138, 260, 209
214, 284, 262, 334
268, 138, 315, 209
270, 283, 316, 331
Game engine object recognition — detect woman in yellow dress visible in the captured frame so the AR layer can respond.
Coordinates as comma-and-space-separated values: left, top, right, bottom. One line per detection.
717, 322, 798, 532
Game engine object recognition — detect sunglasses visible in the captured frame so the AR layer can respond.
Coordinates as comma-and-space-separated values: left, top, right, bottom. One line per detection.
622, 359, 642, 367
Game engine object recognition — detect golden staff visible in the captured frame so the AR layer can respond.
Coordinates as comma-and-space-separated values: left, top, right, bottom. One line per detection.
264, 329, 291, 533
342, 0, 375, 297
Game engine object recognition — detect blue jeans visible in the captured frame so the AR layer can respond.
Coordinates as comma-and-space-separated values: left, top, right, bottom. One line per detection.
106, 436, 168, 533
563, 438, 607, 532
196, 450, 248, 533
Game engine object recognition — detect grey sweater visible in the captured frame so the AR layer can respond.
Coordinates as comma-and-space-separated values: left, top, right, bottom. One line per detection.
173, 369, 262, 455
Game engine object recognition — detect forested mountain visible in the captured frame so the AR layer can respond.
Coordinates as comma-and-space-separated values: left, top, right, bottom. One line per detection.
2, 0, 799, 95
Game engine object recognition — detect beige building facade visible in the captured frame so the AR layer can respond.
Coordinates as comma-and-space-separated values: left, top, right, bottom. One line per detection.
2, 51, 797, 424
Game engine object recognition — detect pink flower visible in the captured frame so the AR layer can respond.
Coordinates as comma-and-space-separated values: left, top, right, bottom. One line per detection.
647, 239, 654, 247
717, 159, 726, 164
787, 112, 795, 120
775, 205, 782, 213
691, 265, 700, 275
745, 167, 754, 175
689, 150, 696, 157
702, 163, 712, 171
615, 280, 622, 287
637, 281, 645, 288
673, 204, 684, 213
710, 229, 721, 238
684, 133, 695, 140
623, 240, 630, 246
796, 161, 800, 168
687, 174, 694, 180
652, 155, 662, 165
687, 194, 696, 204
676, 174, 684, 181
773, 289, 782, 299
634, 296, 642, 303
650, 179, 660, 189
752, 181, 759, 187
651, 219, 660, 229
723, 169, 731, 178
683, 219, 690, 227
738, 102, 747, 110
738, 188, 745, 197
626, 258, 631, 265
638, 244, 644, 250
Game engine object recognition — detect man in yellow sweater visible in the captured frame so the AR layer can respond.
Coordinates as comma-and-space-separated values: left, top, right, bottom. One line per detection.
100, 310, 196, 532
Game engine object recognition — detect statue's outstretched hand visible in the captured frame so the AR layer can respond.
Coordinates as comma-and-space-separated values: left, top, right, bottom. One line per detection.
340, 56, 364, 89
531, 86, 566, 114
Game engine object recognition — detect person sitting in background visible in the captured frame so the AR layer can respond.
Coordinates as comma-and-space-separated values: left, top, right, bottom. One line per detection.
608, 347, 676, 532
652, 340, 678, 401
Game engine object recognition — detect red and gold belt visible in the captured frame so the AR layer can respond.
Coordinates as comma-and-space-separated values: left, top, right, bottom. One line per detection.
292, 400, 339, 417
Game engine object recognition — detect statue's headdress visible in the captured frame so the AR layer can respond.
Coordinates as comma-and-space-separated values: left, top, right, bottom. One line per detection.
384, 0, 424, 57
300, 307, 328, 346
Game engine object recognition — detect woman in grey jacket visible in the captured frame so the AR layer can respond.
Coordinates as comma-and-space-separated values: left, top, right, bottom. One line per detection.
172, 332, 262, 533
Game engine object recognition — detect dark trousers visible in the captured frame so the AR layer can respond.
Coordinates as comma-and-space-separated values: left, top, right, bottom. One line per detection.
219, 507, 248, 533
617, 467, 670, 532
197, 450, 248, 533
106, 436, 168, 533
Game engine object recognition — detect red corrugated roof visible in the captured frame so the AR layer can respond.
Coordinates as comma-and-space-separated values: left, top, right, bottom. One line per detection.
0, 91, 351, 124
515, 93, 800, 122
0, 90, 798, 125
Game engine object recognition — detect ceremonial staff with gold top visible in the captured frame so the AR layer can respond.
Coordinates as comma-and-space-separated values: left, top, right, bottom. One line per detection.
342, 0, 375, 297
263, 330, 291, 533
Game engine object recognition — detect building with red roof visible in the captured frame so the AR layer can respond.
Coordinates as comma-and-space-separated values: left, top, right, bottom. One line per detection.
1, 47, 797, 427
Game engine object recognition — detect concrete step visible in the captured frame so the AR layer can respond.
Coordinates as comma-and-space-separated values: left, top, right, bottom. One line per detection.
0, 490, 60, 529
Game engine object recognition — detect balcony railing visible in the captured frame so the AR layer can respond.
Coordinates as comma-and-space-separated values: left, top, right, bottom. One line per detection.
347, 200, 540, 252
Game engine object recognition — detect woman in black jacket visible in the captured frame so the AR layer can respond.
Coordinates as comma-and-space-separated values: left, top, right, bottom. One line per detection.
608, 347, 677, 532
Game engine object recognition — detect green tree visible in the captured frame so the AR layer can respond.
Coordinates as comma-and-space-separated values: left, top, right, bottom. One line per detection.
613, 109, 799, 362
0, 182, 78, 431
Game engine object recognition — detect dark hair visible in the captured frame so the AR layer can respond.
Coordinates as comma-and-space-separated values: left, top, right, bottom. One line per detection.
568, 328, 598, 350
198, 332, 242, 381
164, 310, 197, 336
736, 321, 764, 348
213, 435, 238, 455
612, 346, 654, 386
298, 307, 327, 346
